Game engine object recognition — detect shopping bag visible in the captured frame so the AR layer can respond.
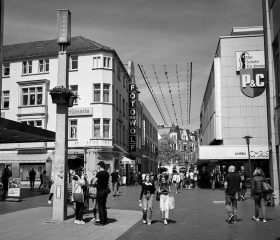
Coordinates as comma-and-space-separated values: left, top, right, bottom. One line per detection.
88, 186, 97, 198
169, 196, 175, 210
263, 182, 274, 194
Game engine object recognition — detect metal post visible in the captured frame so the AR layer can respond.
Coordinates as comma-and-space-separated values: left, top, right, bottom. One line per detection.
244, 136, 252, 196
0, 0, 4, 116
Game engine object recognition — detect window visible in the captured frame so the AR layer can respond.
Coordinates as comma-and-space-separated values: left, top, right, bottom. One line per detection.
93, 119, 100, 138
116, 122, 119, 143
39, 59, 49, 73
117, 66, 120, 80
93, 56, 101, 69
70, 56, 78, 70
119, 93, 121, 113
123, 99, 125, 115
123, 126, 125, 146
21, 120, 42, 128
70, 85, 78, 104
93, 84, 101, 102
103, 119, 110, 138
3, 63, 10, 76
103, 56, 112, 69
116, 90, 118, 109
103, 84, 110, 102
22, 61, 32, 74
2, 90, 10, 109
22, 86, 43, 106
69, 119, 78, 139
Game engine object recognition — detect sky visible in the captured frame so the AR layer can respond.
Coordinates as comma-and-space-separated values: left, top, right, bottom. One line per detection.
3, 0, 263, 130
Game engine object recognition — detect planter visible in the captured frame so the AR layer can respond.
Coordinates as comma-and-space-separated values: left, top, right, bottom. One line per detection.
50, 92, 69, 104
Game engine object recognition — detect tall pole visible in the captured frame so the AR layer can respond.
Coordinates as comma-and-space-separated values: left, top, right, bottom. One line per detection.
244, 136, 252, 196
52, 9, 71, 221
0, 0, 4, 116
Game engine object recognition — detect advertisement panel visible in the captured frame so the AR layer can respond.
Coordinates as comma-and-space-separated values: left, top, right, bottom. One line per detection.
7, 178, 21, 198
236, 51, 265, 71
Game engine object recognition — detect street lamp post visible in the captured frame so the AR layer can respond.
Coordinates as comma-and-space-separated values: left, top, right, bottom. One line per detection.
243, 135, 253, 196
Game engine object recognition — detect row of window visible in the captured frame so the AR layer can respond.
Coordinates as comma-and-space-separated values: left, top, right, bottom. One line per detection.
2, 55, 113, 77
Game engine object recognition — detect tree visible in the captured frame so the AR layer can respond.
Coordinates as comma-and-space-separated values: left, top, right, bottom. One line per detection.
158, 134, 183, 166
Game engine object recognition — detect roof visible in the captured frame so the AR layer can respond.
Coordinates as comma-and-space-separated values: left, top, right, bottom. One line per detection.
3, 36, 113, 62
0, 118, 55, 143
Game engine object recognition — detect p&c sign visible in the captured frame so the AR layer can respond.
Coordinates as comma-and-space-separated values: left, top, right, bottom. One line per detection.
240, 68, 266, 98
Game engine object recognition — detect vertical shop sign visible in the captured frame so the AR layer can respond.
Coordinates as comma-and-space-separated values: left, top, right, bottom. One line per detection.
129, 84, 137, 152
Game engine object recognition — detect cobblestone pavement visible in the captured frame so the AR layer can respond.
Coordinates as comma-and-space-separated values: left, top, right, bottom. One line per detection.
1, 185, 280, 240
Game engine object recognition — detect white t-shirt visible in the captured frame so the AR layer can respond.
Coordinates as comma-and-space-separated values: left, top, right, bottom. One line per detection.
172, 174, 180, 183
189, 172, 194, 180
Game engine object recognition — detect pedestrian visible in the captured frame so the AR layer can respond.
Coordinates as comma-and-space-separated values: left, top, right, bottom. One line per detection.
210, 169, 217, 190
158, 174, 171, 225
139, 174, 156, 225
40, 170, 49, 194
172, 171, 180, 194
239, 165, 247, 200
111, 169, 119, 196
185, 172, 191, 189
1, 165, 12, 200
89, 170, 99, 223
29, 168, 36, 190
252, 167, 267, 222
92, 161, 110, 226
224, 165, 242, 224
189, 170, 195, 189
72, 167, 86, 225
138, 172, 142, 185
179, 171, 184, 190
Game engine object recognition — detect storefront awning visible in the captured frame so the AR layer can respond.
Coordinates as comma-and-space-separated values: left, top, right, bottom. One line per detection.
0, 118, 56, 143
0, 152, 53, 163
114, 144, 129, 155
121, 156, 134, 164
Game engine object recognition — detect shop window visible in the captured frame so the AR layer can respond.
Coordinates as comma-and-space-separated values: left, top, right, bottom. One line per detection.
70, 56, 78, 70
69, 119, 78, 139
93, 84, 101, 102
103, 84, 110, 103
3, 63, 10, 77
93, 119, 100, 138
22, 60, 32, 74
21, 86, 43, 106
2, 90, 10, 109
39, 59, 49, 73
103, 119, 110, 138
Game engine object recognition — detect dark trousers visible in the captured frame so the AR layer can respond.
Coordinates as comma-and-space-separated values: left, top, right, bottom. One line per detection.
97, 190, 108, 224
39, 180, 43, 190
75, 201, 84, 221
30, 179, 35, 189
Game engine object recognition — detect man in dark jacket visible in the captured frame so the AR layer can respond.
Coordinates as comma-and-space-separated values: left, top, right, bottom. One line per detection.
224, 165, 242, 224
1, 165, 12, 200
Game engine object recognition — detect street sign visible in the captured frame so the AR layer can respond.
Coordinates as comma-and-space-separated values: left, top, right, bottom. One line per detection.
240, 68, 266, 98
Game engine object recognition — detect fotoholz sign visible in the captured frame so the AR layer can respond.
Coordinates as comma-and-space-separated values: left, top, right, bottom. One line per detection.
240, 68, 266, 98
129, 84, 137, 152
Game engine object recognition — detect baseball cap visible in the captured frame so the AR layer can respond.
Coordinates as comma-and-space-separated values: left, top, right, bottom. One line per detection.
97, 161, 105, 167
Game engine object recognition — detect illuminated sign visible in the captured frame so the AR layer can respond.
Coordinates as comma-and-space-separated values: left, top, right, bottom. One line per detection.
129, 84, 137, 152
240, 68, 266, 98
236, 51, 265, 71
57, 9, 71, 44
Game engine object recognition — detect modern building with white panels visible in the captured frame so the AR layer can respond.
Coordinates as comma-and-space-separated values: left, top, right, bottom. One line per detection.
199, 27, 269, 176
0, 36, 158, 180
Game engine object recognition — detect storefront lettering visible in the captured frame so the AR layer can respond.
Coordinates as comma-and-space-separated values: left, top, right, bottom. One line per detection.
69, 107, 93, 116
129, 84, 137, 152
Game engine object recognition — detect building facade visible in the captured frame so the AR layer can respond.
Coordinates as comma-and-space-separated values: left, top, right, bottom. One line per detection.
0, 37, 158, 180
199, 27, 269, 177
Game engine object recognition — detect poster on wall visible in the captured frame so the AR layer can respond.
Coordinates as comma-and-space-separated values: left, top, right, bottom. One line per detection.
7, 178, 21, 199
236, 50, 265, 71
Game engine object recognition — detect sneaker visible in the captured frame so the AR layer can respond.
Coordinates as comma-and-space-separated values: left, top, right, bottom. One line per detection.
79, 220, 85, 225
143, 220, 147, 224
164, 219, 168, 225
74, 220, 79, 224
228, 215, 234, 223
90, 218, 96, 222
148, 222, 151, 225
96, 218, 100, 222
262, 218, 267, 223
252, 216, 260, 221
48, 200, 51, 204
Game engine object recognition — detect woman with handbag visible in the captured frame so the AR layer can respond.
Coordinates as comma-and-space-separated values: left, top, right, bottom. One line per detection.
158, 174, 171, 225
89, 170, 99, 223
252, 167, 267, 223
72, 167, 85, 224
139, 174, 156, 225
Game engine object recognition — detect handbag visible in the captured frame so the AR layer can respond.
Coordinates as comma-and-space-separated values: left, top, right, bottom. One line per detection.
156, 191, 160, 201
168, 196, 175, 210
263, 182, 274, 194
88, 186, 97, 198
73, 192, 84, 202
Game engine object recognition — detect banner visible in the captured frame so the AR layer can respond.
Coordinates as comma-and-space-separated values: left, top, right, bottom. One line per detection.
7, 178, 21, 198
